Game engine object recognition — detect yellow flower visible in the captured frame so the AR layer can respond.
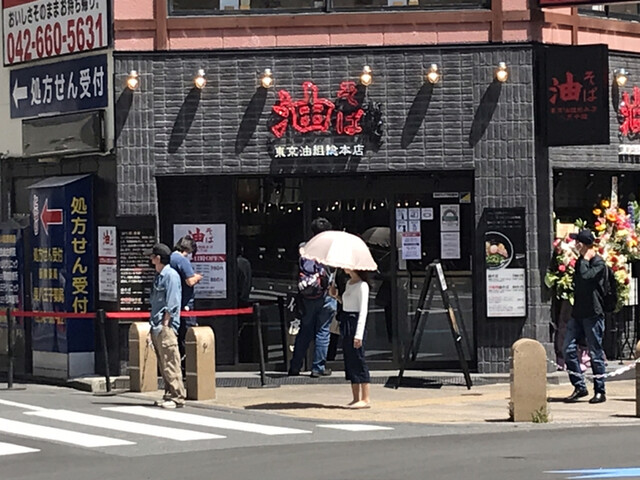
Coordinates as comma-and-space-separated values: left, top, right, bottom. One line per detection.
595, 223, 606, 231
606, 212, 617, 222
593, 208, 602, 216
602, 199, 610, 208
619, 208, 626, 215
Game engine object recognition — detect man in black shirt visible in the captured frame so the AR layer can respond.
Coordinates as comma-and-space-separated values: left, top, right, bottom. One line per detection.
563, 229, 607, 404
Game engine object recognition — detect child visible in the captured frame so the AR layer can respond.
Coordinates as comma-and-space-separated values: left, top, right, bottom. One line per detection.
329, 269, 371, 409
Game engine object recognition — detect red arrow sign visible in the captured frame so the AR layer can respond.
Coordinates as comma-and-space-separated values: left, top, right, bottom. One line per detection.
40, 198, 63, 235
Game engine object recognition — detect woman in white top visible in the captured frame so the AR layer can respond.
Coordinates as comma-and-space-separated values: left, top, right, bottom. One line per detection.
329, 268, 371, 409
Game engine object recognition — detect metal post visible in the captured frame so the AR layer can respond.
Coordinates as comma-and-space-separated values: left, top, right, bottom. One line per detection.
248, 303, 279, 389
7, 308, 13, 389
97, 309, 111, 393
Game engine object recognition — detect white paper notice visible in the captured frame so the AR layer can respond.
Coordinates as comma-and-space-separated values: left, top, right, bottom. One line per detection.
421, 208, 434, 220
440, 204, 460, 232
395, 208, 408, 220
396, 220, 408, 233
174, 224, 227, 299
98, 226, 117, 302
408, 220, 421, 232
486, 269, 526, 317
401, 232, 422, 260
408, 208, 421, 220
440, 232, 460, 259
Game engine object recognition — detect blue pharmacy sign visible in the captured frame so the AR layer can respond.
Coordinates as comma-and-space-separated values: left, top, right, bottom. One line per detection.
10, 54, 107, 119
28, 175, 94, 355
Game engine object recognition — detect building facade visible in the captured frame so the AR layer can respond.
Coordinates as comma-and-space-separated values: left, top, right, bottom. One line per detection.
2, 0, 640, 375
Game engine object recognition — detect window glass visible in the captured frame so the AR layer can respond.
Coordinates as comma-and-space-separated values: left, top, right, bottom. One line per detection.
171, 0, 321, 14
170, 0, 487, 14
579, 2, 640, 21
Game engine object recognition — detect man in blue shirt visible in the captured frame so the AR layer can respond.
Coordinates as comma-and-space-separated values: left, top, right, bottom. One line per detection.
170, 235, 203, 367
148, 243, 186, 409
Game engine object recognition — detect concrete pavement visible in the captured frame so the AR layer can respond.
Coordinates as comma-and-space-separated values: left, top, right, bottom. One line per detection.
104, 369, 640, 426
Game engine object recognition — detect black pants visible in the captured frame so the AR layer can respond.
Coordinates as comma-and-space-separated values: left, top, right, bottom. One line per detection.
338, 311, 370, 384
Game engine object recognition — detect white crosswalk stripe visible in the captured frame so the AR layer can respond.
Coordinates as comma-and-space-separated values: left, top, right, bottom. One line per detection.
0, 418, 134, 448
25, 409, 225, 441
0, 442, 39, 457
103, 406, 312, 435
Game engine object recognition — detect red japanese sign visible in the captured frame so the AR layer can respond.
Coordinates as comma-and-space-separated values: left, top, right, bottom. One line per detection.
618, 86, 640, 140
541, 44, 609, 147
267, 80, 383, 164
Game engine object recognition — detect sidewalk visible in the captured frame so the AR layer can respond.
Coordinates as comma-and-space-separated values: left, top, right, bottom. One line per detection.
83, 368, 640, 426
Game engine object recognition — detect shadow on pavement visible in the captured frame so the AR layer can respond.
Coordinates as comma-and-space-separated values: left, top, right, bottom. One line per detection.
91, 401, 154, 407
384, 377, 443, 389
484, 418, 511, 423
245, 402, 348, 410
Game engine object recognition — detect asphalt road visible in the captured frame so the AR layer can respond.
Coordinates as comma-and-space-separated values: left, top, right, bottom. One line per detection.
1, 385, 639, 480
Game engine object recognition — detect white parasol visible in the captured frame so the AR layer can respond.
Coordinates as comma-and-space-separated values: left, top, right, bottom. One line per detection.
299, 230, 378, 271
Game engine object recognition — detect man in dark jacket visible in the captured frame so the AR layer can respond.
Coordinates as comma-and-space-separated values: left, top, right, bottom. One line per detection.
563, 229, 607, 404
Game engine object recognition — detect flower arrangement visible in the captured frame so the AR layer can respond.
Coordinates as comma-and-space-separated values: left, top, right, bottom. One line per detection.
544, 235, 579, 302
592, 199, 640, 261
545, 198, 635, 312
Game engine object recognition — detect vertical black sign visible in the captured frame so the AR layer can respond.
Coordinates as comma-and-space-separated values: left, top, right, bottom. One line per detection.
483, 208, 527, 318
540, 44, 609, 146
118, 227, 156, 312
0, 227, 23, 309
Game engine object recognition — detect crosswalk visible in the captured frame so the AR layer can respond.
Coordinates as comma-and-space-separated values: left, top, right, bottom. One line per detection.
0, 398, 394, 458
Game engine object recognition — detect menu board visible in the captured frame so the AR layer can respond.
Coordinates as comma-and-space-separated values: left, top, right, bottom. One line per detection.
118, 228, 156, 312
0, 227, 23, 309
483, 208, 527, 318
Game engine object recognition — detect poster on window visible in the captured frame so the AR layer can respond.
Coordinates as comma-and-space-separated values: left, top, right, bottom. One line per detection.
98, 226, 117, 302
540, 44, 609, 146
173, 224, 227, 299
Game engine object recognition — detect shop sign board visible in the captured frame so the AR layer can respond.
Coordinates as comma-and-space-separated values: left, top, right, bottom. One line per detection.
3, 0, 109, 66
618, 86, 640, 141
9, 53, 107, 119
173, 224, 227, 299
483, 208, 526, 318
540, 44, 609, 147
0, 226, 24, 310
118, 223, 155, 312
28, 174, 94, 353
267, 80, 383, 165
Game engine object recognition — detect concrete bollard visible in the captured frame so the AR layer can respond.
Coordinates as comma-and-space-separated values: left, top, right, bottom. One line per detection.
185, 326, 216, 401
128, 322, 157, 392
635, 341, 640, 418
510, 338, 548, 422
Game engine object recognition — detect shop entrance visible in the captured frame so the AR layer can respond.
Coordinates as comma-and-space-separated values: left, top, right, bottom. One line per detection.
237, 172, 476, 371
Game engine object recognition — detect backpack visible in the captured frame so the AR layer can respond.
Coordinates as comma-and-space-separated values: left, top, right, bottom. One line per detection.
602, 265, 618, 314
298, 257, 329, 299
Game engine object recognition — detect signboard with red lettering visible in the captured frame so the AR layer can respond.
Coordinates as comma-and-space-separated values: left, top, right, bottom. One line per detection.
3, 0, 109, 66
267, 80, 383, 172
173, 224, 227, 299
28, 174, 94, 377
539, 44, 609, 146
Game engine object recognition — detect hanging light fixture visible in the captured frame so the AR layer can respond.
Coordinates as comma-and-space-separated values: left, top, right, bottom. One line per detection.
426, 64, 440, 84
615, 68, 629, 87
194, 69, 206, 89
261, 68, 274, 88
360, 65, 372, 86
495, 62, 509, 83
126, 70, 139, 90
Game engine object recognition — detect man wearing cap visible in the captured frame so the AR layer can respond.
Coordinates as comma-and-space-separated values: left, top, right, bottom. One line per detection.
563, 229, 607, 404
148, 243, 186, 408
